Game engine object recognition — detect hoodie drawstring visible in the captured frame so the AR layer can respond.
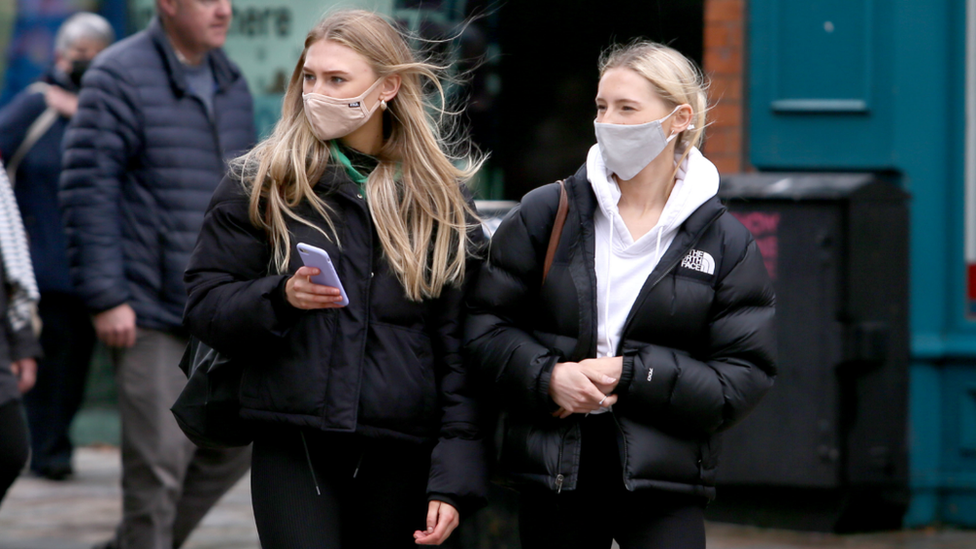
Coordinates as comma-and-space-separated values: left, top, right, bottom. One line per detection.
605, 213, 615, 356
656, 226, 663, 264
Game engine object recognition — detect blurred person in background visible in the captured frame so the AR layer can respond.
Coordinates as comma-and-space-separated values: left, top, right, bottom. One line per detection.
0, 12, 114, 482
0, 161, 42, 507
58, 0, 254, 547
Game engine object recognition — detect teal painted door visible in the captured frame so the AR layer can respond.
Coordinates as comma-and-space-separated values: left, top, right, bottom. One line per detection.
749, 0, 974, 528
749, 0, 895, 169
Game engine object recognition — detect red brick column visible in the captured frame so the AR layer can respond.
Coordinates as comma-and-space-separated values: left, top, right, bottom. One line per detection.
703, 0, 749, 173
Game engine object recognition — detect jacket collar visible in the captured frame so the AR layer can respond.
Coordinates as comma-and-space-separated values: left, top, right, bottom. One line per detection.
148, 16, 242, 97
564, 162, 725, 248
314, 164, 369, 203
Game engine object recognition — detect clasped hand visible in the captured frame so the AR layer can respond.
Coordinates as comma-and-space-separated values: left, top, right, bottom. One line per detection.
549, 357, 623, 419
413, 500, 459, 545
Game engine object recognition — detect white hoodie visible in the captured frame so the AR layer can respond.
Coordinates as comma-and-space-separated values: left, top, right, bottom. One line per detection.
587, 143, 720, 359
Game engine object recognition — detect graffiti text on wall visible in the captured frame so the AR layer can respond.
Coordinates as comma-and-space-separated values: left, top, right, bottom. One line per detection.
731, 211, 780, 281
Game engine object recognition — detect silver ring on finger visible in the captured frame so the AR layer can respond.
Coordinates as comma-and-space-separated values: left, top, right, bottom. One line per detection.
598, 395, 607, 406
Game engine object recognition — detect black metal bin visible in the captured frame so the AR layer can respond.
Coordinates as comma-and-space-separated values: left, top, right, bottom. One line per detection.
706, 173, 910, 532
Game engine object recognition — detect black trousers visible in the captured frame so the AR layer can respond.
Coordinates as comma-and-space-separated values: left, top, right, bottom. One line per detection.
250, 425, 447, 549
0, 399, 30, 506
23, 292, 96, 474
518, 413, 707, 549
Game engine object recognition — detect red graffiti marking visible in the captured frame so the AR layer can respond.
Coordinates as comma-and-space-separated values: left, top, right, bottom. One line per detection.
731, 211, 779, 281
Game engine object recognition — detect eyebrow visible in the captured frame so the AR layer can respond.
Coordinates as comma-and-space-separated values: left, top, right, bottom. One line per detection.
302, 66, 353, 77
595, 97, 642, 104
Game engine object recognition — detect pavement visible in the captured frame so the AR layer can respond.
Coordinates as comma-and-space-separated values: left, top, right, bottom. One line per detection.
0, 447, 257, 549
1, 447, 976, 549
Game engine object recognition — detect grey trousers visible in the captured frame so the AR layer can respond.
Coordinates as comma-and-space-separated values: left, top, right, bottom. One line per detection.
112, 328, 251, 549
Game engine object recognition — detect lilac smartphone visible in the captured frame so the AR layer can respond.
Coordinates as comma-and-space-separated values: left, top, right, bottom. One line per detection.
296, 242, 349, 307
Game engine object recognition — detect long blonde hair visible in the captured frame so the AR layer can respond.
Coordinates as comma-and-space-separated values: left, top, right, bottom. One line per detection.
599, 41, 709, 171
233, 10, 483, 301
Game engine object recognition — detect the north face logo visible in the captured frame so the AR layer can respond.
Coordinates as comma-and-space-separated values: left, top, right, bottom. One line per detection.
681, 249, 715, 275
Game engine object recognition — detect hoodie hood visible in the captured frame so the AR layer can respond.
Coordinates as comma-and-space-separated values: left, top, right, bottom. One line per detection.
586, 143, 719, 259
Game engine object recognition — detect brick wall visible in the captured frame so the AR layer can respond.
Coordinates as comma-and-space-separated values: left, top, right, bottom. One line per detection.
703, 0, 748, 173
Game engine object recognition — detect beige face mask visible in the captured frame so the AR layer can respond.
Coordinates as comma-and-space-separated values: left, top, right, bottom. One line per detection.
302, 78, 385, 141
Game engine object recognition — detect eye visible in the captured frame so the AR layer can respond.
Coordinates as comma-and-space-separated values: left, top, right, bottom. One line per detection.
303, 73, 314, 82
330, 76, 345, 84
595, 104, 606, 112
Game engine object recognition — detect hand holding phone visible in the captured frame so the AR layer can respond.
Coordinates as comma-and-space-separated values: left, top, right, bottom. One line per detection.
296, 243, 349, 307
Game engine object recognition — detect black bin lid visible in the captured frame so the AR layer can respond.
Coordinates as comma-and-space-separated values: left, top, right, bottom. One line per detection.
719, 173, 908, 202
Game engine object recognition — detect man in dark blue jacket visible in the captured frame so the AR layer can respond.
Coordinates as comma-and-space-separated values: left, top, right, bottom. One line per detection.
0, 12, 114, 483
59, 0, 255, 547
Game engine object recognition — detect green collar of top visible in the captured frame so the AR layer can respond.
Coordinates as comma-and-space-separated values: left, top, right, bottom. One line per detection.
328, 141, 369, 189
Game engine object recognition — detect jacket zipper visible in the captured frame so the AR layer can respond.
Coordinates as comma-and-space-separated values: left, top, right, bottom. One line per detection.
554, 420, 572, 494
610, 411, 633, 491
604, 211, 723, 491
353, 450, 365, 478
299, 430, 322, 496
186, 86, 225, 167
347, 182, 372, 430
207, 95, 224, 165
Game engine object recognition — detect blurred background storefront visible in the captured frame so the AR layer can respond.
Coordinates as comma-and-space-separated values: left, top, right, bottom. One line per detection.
3, 0, 975, 533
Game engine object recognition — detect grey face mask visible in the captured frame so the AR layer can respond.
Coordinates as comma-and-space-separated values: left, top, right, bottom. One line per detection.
594, 105, 685, 180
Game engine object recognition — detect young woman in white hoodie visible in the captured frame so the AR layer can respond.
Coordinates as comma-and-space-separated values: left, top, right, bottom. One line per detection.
466, 42, 777, 548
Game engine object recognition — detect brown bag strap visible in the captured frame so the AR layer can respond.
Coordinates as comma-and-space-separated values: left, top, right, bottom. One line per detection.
542, 180, 569, 286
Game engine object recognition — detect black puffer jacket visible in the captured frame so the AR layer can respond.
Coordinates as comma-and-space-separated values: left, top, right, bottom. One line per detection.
465, 166, 776, 499
59, 17, 255, 330
183, 167, 487, 510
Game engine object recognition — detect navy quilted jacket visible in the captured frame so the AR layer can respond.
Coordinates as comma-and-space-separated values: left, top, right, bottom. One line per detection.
59, 17, 255, 331
0, 70, 76, 294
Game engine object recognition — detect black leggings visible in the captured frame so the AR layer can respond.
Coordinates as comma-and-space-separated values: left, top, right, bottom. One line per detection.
250, 425, 443, 549
518, 414, 707, 549
0, 399, 30, 506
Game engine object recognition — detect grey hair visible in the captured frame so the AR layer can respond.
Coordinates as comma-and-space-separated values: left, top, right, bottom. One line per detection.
55, 13, 115, 54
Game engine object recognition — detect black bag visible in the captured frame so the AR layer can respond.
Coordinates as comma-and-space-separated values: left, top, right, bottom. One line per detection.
171, 337, 252, 449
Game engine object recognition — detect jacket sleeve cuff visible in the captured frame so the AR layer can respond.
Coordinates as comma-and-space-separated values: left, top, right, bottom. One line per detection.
620, 344, 680, 410
536, 355, 561, 412
427, 436, 489, 515
427, 493, 461, 514
9, 324, 42, 361
90, 296, 129, 316
617, 351, 637, 395
267, 274, 304, 330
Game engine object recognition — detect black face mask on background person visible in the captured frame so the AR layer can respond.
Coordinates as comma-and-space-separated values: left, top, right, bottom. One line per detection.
69, 59, 90, 88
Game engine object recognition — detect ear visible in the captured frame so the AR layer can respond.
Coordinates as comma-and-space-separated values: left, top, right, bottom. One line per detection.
670, 104, 694, 134
380, 73, 401, 103
156, 0, 179, 18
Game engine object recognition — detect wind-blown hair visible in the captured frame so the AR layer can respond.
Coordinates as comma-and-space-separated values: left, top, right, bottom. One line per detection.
599, 41, 710, 171
232, 9, 483, 301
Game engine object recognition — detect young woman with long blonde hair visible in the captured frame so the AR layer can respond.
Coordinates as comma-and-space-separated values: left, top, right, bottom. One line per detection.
466, 42, 777, 548
184, 10, 486, 548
